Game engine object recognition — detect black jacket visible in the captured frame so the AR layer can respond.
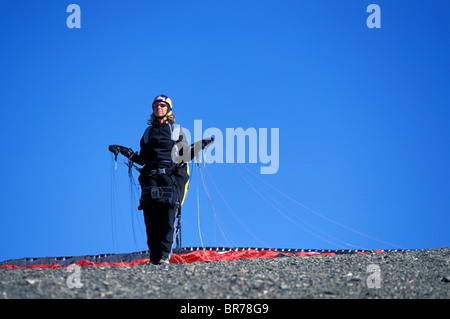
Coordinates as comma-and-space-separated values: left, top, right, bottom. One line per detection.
131, 122, 190, 208
131, 122, 182, 168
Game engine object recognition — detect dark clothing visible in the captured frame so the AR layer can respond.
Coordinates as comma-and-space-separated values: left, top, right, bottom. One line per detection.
144, 204, 178, 261
130, 122, 190, 262
132, 122, 178, 168
142, 174, 180, 261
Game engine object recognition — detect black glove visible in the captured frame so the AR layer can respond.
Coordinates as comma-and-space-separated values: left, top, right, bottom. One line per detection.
201, 137, 215, 149
108, 145, 134, 158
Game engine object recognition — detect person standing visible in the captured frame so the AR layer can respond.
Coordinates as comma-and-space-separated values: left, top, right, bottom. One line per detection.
123, 94, 213, 265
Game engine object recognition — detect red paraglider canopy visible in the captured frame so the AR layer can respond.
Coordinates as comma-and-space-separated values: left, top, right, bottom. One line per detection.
0, 247, 389, 269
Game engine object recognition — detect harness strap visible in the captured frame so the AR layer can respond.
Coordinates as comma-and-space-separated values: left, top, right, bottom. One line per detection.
147, 166, 177, 176
149, 168, 167, 175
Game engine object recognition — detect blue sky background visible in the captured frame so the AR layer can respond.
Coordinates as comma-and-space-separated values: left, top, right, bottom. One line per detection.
1, 1, 449, 262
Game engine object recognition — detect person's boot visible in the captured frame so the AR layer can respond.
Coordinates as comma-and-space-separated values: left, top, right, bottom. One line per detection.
159, 257, 170, 265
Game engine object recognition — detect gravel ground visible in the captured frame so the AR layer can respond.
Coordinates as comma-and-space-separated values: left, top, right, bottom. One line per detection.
1, 248, 449, 300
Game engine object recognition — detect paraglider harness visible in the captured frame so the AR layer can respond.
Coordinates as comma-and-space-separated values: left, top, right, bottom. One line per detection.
108, 144, 183, 249
139, 167, 180, 209
140, 163, 184, 249
108, 135, 214, 250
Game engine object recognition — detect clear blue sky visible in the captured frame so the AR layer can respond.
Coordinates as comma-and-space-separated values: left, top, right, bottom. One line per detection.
1, 1, 449, 262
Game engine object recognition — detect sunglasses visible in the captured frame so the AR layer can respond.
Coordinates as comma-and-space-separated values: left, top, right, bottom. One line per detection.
153, 102, 168, 108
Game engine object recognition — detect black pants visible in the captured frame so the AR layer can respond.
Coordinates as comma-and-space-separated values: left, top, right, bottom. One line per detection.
143, 203, 178, 262
139, 168, 188, 262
